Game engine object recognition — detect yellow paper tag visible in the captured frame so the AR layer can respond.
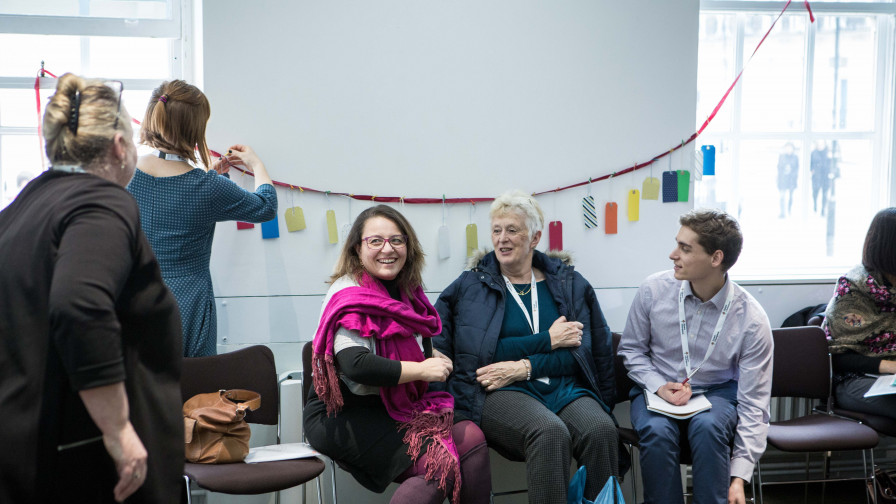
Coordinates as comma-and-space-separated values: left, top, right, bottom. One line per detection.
642, 177, 660, 200
284, 207, 306, 232
628, 189, 640, 221
326, 209, 338, 244
466, 223, 478, 257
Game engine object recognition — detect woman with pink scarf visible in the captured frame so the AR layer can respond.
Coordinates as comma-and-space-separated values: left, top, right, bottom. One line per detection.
303, 205, 491, 504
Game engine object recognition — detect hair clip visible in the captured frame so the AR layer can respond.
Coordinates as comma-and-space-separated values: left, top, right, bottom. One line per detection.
159, 95, 169, 103
68, 90, 81, 134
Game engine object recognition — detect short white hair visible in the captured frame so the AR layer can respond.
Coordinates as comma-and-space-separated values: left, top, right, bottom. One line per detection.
489, 190, 544, 237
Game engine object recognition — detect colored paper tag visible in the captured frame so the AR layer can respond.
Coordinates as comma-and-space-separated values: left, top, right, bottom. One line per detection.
627, 189, 640, 221
548, 221, 562, 251
677, 170, 690, 202
326, 209, 338, 244
236, 221, 254, 230
662, 171, 678, 202
583, 196, 597, 229
438, 224, 451, 259
466, 223, 478, 257
642, 177, 660, 200
261, 215, 279, 239
702, 145, 716, 176
284, 207, 306, 232
605, 202, 618, 234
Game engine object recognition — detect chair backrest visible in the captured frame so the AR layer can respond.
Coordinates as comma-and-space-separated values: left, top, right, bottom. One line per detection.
181, 345, 279, 425
612, 332, 637, 402
302, 341, 313, 406
770, 326, 831, 401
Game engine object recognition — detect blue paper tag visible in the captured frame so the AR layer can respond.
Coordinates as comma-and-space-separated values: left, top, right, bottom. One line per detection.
662, 171, 678, 202
261, 215, 280, 239
701, 145, 716, 176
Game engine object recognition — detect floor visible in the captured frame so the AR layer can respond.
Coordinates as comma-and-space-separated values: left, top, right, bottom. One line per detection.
748, 481, 870, 504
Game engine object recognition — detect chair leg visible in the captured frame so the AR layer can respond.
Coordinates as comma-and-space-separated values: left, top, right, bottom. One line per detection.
756, 461, 765, 504
867, 448, 877, 504
629, 445, 639, 504
330, 458, 338, 504
183, 475, 192, 504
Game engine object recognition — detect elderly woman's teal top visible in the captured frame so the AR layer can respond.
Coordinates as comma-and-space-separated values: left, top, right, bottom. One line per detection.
494, 281, 599, 412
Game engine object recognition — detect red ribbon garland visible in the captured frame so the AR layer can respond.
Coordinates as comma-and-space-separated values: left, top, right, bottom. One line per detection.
34, 0, 813, 204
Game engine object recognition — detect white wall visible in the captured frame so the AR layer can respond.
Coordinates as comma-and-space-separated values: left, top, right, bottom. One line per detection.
196, 2, 845, 503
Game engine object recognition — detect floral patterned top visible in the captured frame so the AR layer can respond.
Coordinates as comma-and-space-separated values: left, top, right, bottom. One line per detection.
822, 264, 896, 357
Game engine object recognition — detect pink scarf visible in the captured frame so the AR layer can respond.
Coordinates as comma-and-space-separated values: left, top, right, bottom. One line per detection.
311, 274, 460, 502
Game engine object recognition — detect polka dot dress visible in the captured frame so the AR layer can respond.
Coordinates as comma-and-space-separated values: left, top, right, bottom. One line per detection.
127, 168, 277, 357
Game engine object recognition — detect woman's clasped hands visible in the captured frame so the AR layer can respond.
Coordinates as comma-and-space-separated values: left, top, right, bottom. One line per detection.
548, 316, 584, 350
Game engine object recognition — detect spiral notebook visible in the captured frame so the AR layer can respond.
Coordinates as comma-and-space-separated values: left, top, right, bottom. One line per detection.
643, 390, 712, 420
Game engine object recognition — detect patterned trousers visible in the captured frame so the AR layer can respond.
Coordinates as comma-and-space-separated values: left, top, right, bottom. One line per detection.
480, 390, 618, 504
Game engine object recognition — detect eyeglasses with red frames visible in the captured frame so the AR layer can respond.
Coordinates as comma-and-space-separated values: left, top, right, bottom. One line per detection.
362, 235, 408, 249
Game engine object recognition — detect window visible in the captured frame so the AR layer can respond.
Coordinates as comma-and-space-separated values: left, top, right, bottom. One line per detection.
0, 0, 192, 209
696, 1, 896, 279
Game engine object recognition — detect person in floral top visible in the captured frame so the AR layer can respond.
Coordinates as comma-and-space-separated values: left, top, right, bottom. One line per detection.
822, 207, 896, 419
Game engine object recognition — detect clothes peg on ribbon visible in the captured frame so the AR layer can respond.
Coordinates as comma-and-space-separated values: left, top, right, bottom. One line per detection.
438, 195, 451, 259
466, 202, 478, 257
583, 178, 597, 229
284, 185, 306, 232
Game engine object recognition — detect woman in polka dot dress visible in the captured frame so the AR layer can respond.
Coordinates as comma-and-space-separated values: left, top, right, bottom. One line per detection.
127, 80, 277, 357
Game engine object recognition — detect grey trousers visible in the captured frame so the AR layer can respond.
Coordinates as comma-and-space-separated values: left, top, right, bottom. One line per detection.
480, 390, 618, 504
835, 375, 896, 421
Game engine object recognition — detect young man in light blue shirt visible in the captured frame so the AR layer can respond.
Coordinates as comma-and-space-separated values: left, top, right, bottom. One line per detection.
619, 208, 773, 504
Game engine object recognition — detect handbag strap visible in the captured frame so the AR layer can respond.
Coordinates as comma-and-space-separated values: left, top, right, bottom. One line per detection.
222, 389, 262, 412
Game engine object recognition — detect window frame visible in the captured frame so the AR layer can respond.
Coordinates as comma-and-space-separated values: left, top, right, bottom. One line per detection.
0, 0, 194, 205
699, 0, 896, 281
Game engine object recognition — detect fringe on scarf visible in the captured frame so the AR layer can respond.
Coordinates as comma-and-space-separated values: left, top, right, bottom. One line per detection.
312, 352, 343, 416
400, 408, 462, 504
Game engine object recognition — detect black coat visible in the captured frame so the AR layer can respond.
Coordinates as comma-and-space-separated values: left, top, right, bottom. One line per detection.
433, 249, 616, 425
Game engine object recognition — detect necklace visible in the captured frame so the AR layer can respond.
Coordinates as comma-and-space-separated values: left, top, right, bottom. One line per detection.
514, 284, 532, 296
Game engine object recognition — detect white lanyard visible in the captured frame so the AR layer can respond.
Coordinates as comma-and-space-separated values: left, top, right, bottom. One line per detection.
503, 270, 539, 334
153, 149, 190, 163
678, 281, 735, 380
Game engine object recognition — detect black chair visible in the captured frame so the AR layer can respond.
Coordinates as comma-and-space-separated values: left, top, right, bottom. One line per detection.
755, 326, 880, 504
612, 332, 640, 502
803, 318, 896, 440
181, 345, 325, 503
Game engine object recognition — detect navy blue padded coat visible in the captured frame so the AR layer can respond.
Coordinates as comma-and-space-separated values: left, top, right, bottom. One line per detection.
433, 249, 616, 425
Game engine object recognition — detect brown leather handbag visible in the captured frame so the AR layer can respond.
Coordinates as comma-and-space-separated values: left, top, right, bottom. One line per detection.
183, 389, 261, 464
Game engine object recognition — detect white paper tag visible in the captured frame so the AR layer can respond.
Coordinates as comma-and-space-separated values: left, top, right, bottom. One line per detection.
438, 225, 451, 259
